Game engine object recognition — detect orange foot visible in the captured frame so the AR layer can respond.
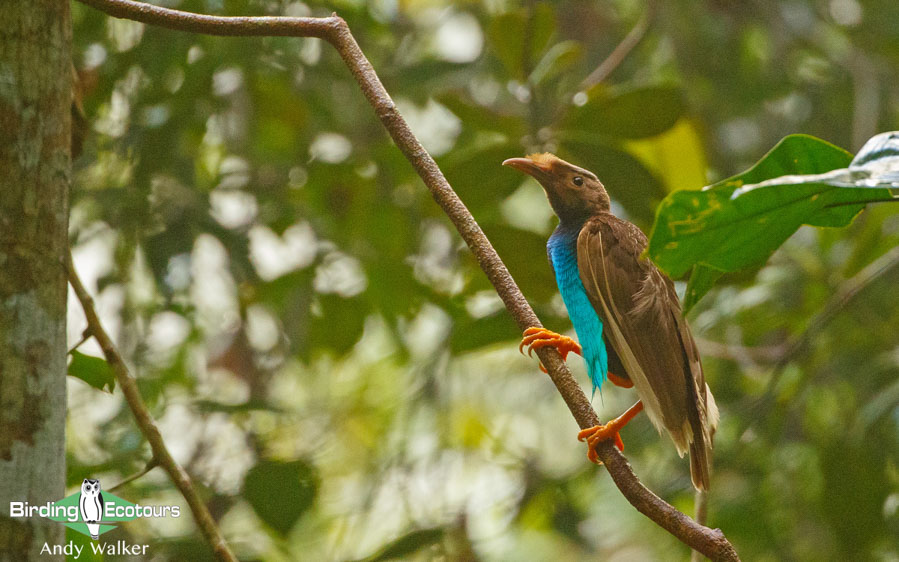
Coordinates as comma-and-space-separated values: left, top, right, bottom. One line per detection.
519, 327, 582, 372
577, 401, 644, 463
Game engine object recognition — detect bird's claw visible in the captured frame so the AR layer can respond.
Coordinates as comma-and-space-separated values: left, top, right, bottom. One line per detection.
577, 424, 625, 463
519, 327, 582, 369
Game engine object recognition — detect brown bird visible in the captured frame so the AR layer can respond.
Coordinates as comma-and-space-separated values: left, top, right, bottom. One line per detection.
503, 153, 719, 490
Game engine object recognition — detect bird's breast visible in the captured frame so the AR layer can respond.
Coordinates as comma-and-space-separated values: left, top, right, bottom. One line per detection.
547, 229, 607, 389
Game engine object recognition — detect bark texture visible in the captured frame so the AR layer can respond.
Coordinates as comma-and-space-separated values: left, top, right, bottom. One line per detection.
0, 1, 71, 559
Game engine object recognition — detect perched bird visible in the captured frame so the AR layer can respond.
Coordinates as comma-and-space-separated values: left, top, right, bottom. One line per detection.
503, 153, 719, 490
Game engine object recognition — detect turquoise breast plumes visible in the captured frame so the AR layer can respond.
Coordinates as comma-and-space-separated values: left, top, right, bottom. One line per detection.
547, 226, 608, 393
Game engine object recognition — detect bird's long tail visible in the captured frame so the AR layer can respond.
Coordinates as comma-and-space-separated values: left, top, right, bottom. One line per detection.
689, 432, 712, 491
688, 382, 719, 490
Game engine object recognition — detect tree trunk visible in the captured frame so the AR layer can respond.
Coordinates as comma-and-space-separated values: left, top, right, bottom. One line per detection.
0, 1, 71, 560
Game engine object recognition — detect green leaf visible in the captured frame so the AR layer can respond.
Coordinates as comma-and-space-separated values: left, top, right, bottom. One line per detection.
623, 118, 708, 193
68, 351, 116, 393
648, 132, 899, 307
563, 85, 685, 139
243, 459, 318, 536
529, 3, 557, 65
487, 4, 556, 78
486, 12, 525, 77
304, 294, 368, 359
683, 265, 724, 313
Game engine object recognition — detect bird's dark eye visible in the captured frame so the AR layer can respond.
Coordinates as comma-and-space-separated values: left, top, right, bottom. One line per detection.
573, 176, 584, 186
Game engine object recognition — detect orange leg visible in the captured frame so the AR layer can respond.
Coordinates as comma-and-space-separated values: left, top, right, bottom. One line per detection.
519, 327, 581, 372
607, 372, 633, 389
577, 401, 644, 463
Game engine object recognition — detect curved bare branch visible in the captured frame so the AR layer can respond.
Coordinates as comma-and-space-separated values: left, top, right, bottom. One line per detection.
67, 251, 237, 561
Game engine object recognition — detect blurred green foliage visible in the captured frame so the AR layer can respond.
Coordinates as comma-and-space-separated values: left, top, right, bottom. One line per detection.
68, 0, 899, 560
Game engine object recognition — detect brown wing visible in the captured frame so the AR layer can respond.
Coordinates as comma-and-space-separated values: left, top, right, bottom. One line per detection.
577, 215, 718, 489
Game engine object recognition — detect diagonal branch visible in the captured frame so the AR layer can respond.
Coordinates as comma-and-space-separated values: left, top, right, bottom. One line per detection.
67, 250, 237, 562
579, 0, 657, 90
74, 1, 739, 559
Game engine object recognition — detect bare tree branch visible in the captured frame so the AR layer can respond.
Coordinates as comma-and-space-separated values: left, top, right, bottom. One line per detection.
67, 250, 237, 562
73, 1, 739, 559
107, 458, 160, 493
579, 0, 656, 91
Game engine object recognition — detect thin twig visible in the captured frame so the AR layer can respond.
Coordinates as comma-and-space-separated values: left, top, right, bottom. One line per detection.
67, 250, 237, 562
695, 337, 786, 363
107, 457, 160, 492
749, 244, 899, 425
67, 327, 92, 355
74, 1, 738, 559
579, 0, 656, 91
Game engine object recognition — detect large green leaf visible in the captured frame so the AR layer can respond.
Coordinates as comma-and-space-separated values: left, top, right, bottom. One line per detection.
623, 118, 708, 194
243, 459, 318, 536
304, 293, 369, 359
562, 85, 685, 139
648, 132, 899, 310
68, 351, 116, 393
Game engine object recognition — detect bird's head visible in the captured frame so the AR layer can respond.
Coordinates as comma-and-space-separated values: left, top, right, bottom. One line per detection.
502, 153, 610, 224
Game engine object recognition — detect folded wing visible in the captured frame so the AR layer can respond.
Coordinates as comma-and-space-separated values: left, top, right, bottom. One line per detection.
577, 215, 717, 489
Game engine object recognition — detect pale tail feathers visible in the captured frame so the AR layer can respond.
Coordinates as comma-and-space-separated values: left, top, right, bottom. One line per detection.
672, 309, 718, 490
689, 384, 717, 490
706, 383, 720, 434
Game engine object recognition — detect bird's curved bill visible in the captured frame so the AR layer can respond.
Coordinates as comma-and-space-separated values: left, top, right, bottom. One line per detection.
502, 157, 551, 179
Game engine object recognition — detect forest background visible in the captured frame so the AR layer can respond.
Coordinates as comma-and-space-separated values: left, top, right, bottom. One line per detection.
60, 0, 899, 559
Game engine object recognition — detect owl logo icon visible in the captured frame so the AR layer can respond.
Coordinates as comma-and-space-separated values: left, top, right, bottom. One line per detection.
79, 478, 104, 540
